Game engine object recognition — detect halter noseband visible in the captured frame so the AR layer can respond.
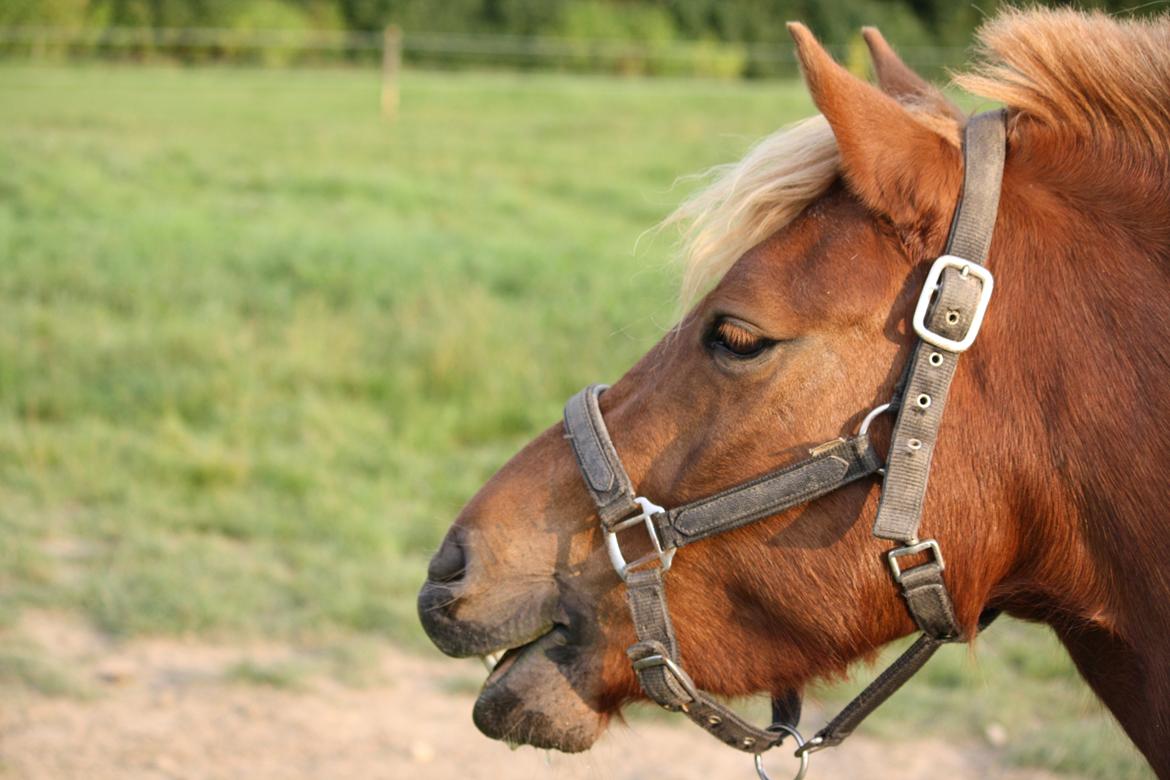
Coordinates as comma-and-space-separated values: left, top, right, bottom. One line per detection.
563, 110, 1006, 779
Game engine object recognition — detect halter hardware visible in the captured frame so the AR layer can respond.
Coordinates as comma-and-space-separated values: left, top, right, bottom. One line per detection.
754, 724, 809, 780
630, 653, 699, 702
857, 402, 893, 436
886, 538, 945, 584
912, 255, 994, 353
562, 110, 1008, 779
604, 496, 673, 581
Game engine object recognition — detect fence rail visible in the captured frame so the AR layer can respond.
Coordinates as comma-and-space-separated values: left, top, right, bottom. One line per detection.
0, 26, 384, 51
0, 25, 969, 71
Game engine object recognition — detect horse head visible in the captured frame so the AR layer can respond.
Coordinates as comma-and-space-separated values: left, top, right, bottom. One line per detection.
418, 12, 1170, 775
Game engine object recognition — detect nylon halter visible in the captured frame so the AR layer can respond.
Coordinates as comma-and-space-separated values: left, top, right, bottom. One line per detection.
563, 110, 1006, 780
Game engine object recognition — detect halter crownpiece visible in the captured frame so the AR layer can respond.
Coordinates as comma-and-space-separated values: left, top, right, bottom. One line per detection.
563, 110, 1007, 778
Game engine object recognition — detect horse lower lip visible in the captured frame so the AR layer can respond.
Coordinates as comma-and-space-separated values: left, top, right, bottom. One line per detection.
480, 625, 566, 689
471, 624, 600, 753
483, 639, 538, 686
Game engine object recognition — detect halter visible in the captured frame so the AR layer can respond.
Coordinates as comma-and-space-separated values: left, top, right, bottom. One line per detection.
563, 111, 1007, 779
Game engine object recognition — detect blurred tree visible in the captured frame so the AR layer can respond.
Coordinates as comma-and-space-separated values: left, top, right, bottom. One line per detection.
2, 0, 1167, 75
4, 0, 1166, 36
483, 0, 566, 35
0, 0, 92, 26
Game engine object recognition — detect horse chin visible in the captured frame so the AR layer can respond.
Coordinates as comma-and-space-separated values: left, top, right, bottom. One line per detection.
472, 625, 606, 753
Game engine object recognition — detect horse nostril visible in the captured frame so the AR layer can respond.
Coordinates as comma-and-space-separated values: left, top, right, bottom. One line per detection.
427, 527, 468, 584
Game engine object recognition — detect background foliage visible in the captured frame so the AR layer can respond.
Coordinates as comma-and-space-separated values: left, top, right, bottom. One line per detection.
1, 0, 1165, 77
0, 60, 1155, 777
0, 1, 1160, 777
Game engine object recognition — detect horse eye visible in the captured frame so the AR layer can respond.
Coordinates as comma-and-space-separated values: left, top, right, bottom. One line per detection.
707, 318, 775, 359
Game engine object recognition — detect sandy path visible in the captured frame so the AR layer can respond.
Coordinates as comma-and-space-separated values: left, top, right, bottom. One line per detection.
0, 613, 1065, 780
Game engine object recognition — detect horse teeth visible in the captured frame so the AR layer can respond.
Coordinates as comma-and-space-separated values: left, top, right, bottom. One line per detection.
482, 652, 502, 672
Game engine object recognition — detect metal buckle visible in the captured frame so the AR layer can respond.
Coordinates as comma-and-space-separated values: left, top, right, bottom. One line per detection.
886, 538, 944, 584
912, 255, 994, 353
630, 653, 699, 702
604, 496, 674, 581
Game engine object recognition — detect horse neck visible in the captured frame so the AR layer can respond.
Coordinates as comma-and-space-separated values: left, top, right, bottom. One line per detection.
977, 131, 1170, 768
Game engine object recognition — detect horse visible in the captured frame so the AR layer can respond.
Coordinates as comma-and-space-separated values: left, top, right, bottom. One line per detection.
418, 9, 1170, 777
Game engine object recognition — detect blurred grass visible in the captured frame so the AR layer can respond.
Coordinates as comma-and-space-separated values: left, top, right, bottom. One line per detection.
813, 620, 1153, 779
0, 637, 91, 698
0, 64, 1150, 778
1, 65, 803, 640
226, 658, 312, 690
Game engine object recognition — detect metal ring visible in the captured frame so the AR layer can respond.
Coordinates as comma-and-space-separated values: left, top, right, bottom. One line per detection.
857, 402, 893, 436
795, 736, 826, 757
753, 724, 810, 780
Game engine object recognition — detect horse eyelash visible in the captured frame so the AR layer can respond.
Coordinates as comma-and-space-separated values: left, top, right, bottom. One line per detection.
714, 320, 761, 351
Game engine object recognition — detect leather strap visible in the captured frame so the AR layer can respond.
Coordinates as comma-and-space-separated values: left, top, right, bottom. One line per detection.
872, 273, 986, 544
564, 385, 882, 548
624, 568, 793, 754
945, 110, 1008, 263
808, 609, 999, 750
561, 109, 1008, 761
898, 561, 960, 640
657, 435, 882, 550
812, 634, 944, 749
563, 384, 641, 530
875, 110, 1005, 544
873, 110, 1006, 641
563, 396, 877, 753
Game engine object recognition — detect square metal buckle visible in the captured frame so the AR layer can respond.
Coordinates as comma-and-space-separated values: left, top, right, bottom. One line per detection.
604, 496, 674, 581
886, 538, 944, 584
630, 653, 699, 702
912, 255, 994, 353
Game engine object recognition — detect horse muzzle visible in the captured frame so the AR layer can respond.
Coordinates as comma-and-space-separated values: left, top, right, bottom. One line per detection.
416, 527, 560, 658
417, 576, 560, 658
417, 525, 609, 751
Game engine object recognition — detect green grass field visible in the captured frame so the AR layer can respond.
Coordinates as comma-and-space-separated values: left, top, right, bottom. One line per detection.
0, 64, 1151, 778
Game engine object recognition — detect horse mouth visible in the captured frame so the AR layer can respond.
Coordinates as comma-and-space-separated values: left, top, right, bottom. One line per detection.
471, 624, 603, 752
477, 623, 564, 697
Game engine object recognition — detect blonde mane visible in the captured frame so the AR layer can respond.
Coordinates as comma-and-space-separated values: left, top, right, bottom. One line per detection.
669, 9, 1170, 303
664, 115, 840, 307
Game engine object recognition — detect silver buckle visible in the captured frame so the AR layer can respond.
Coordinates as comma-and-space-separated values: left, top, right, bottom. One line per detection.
912, 255, 994, 353
630, 653, 699, 702
886, 538, 944, 584
604, 496, 674, 581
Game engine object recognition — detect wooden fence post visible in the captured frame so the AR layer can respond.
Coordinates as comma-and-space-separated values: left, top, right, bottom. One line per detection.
381, 25, 402, 120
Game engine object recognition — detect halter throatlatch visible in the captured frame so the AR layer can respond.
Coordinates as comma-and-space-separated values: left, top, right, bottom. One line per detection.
563, 110, 1007, 778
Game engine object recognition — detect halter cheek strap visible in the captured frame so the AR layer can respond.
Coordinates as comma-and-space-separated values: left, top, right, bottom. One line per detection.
562, 110, 1007, 770
872, 109, 1007, 642
564, 384, 883, 754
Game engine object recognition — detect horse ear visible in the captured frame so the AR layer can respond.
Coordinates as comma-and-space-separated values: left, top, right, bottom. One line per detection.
861, 27, 962, 120
787, 22, 962, 235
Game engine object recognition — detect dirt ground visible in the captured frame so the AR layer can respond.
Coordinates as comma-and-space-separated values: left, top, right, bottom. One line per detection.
0, 613, 1067, 780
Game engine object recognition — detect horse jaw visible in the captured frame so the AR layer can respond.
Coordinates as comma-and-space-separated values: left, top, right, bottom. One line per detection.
472, 625, 607, 752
